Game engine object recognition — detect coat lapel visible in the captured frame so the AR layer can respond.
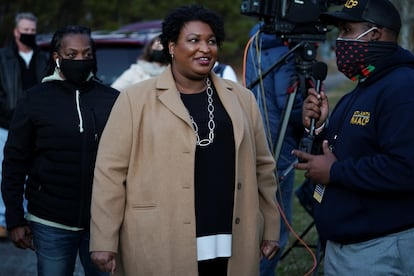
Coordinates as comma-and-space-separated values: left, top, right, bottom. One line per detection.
211, 74, 244, 150
155, 68, 193, 128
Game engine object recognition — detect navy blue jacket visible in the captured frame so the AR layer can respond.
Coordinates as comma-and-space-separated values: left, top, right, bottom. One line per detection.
315, 46, 414, 244
245, 23, 303, 172
1, 77, 119, 230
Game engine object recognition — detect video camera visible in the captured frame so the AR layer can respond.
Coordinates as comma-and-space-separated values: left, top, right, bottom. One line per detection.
241, 0, 344, 166
241, 0, 343, 42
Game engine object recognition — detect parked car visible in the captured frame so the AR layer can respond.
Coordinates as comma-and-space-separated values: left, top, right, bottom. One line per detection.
115, 19, 162, 36
37, 20, 162, 85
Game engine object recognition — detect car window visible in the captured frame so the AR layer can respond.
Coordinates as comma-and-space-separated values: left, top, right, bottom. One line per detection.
96, 46, 142, 85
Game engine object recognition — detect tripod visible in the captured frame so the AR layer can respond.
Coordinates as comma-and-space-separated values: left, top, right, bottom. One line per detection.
247, 38, 325, 275
247, 40, 319, 165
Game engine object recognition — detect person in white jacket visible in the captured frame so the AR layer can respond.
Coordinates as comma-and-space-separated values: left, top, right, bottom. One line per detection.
212, 61, 238, 82
111, 35, 168, 91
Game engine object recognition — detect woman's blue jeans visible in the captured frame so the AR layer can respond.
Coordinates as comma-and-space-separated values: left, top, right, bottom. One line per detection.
30, 221, 107, 276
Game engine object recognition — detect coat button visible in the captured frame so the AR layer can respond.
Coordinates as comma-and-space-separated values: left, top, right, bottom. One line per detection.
237, 182, 242, 190
235, 218, 240, 224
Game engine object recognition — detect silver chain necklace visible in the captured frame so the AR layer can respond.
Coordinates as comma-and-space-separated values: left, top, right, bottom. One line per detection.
189, 78, 215, 147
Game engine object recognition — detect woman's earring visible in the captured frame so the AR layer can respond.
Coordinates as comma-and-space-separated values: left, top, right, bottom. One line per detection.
170, 53, 174, 59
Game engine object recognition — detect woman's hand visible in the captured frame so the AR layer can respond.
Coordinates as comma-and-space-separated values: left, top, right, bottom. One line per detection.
260, 240, 280, 260
91, 251, 117, 273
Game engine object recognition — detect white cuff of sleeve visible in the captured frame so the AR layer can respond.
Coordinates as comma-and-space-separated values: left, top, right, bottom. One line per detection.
305, 122, 326, 135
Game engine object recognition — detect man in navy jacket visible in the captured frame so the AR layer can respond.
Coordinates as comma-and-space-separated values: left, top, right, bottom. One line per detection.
293, 0, 414, 274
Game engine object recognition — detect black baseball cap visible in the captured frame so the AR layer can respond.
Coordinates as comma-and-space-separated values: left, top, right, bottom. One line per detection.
320, 0, 401, 33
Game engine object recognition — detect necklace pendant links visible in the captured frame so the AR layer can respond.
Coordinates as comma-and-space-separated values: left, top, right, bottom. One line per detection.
190, 78, 215, 147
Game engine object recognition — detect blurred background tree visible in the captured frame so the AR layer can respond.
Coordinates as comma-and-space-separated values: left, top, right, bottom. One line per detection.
0, 0, 413, 74
390, 0, 414, 51
0, 0, 260, 73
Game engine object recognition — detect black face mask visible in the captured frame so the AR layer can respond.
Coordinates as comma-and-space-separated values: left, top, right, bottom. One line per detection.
19, 33, 37, 49
336, 40, 397, 81
150, 50, 166, 63
58, 58, 95, 84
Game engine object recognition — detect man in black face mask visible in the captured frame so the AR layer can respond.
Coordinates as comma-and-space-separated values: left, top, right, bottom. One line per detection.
0, 12, 47, 239
291, 0, 414, 275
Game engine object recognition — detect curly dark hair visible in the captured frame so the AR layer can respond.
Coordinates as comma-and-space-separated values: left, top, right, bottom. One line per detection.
45, 25, 97, 76
159, 4, 225, 64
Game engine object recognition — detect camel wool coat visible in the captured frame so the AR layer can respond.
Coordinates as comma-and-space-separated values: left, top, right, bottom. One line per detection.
90, 67, 280, 276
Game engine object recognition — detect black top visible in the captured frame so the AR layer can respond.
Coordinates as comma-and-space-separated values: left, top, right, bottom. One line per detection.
180, 85, 235, 237
18, 54, 38, 91
1, 79, 119, 230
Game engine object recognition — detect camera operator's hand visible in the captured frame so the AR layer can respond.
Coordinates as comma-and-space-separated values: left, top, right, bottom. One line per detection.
303, 88, 329, 129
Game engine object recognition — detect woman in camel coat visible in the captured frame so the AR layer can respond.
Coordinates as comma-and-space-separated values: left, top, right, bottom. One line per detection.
90, 4, 280, 276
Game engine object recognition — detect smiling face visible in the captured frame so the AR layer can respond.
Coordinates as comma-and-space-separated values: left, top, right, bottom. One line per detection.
169, 21, 218, 81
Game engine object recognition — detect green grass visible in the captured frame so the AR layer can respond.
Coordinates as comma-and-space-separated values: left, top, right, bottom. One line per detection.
275, 173, 324, 276
327, 79, 357, 108
273, 77, 355, 275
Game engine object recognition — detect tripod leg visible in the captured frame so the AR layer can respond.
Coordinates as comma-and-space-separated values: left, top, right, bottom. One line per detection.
273, 83, 299, 163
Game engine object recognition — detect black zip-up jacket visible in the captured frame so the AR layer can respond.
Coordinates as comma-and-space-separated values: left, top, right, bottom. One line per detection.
1, 76, 119, 230
0, 41, 48, 129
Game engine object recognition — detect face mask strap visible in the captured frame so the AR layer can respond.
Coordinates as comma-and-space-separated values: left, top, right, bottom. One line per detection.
337, 26, 379, 42
354, 26, 379, 40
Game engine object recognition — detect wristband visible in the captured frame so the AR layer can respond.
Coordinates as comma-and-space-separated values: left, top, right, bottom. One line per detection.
305, 122, 325, 135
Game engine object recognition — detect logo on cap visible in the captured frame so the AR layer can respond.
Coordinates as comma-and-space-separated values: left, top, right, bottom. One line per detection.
344, 0, 359, 8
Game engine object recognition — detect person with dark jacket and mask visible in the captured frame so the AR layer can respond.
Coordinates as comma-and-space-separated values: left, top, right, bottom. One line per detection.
0, 12, 48, 239
293, 0, 414, 274
1, 25, 119, 276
